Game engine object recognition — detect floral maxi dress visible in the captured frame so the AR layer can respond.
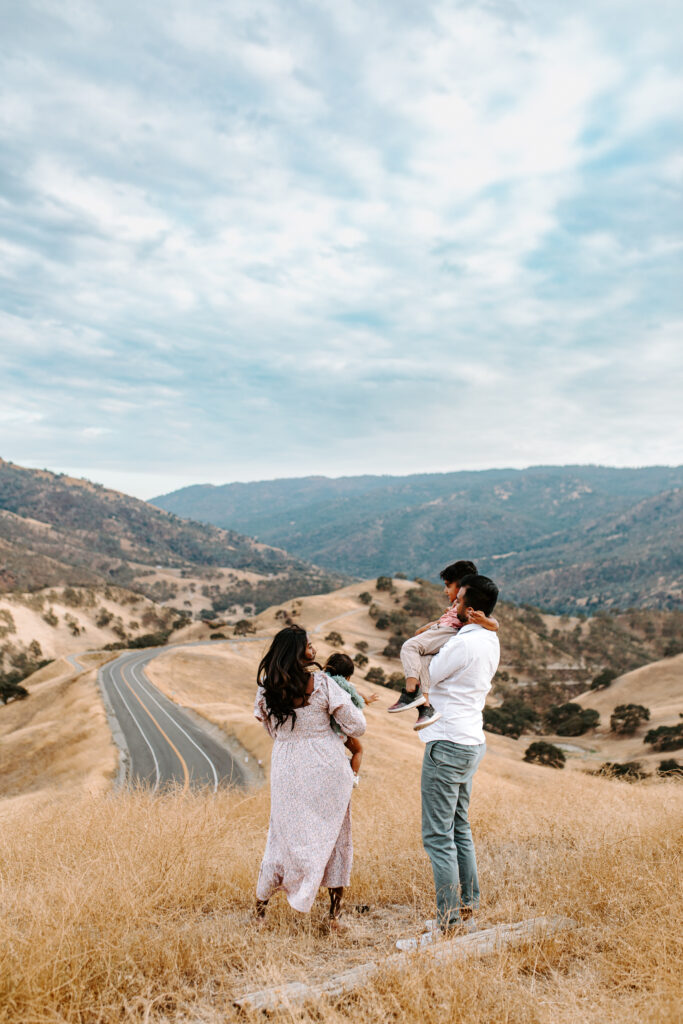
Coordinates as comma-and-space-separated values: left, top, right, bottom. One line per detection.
254, 671, 366, 912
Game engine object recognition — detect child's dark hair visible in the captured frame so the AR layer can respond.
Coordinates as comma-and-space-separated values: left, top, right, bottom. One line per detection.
324, 653, 355, 679
458, 573, 499, 616
440, 560, 477, 584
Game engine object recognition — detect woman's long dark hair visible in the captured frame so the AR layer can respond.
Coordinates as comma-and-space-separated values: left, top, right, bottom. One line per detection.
258, 625, 316, 729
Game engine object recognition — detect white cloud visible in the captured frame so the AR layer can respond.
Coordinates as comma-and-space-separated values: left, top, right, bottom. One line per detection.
0, 0, 680, 488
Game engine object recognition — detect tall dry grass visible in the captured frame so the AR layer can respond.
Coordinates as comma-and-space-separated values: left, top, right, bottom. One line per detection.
1, 752, 682, 1023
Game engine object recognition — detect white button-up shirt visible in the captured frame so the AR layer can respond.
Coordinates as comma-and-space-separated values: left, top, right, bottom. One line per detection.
419, 623, 500, 745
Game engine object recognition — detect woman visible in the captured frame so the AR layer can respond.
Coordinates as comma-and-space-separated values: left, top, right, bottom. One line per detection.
254, 625, 366, 925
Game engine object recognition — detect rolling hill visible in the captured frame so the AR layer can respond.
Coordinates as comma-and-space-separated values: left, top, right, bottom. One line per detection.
152, 464, 683, 613
0, 459, 344, 612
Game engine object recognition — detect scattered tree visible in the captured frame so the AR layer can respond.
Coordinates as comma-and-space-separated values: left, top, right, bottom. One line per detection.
64, 614, 82, 637
375, 616, 390, 631
484, 697, 539, 739
234, 619, 256, 636
376, 576, 395, 592
355, 641, 369, 652
365, 667, 386, 685
610, 704, 650, 734
325, 631, 344, 647
42, 608, 59, 627
358, 592, 372, 605
644, 719, 683, 752
657, 759, 682, 778
353, 653, 368, 669
0, 610, 16, 639
523, 741, 565, 769
387, 672, 404, 691
590, 667, 617, 690
382, 636, 404, 659
96, 607, 113, 628
544, 702, 599, 736
0, 681, 29, 704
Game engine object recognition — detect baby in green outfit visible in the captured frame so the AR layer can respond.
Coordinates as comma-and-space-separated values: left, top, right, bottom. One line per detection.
324, 652, 379, 785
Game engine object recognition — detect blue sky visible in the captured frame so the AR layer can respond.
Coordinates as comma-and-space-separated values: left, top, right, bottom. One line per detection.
1, 0, 681, 499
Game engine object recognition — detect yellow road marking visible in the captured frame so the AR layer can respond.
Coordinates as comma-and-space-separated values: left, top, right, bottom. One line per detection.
120, 662, 190, 792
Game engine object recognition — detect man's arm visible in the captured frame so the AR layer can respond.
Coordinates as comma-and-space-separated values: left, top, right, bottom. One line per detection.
429, 634, 469, 689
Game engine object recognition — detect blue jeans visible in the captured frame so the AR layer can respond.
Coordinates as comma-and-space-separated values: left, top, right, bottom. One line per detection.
421, 740, 486, 929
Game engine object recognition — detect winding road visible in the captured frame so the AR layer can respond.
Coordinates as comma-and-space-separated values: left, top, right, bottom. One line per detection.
97, 646, 250, 792
80, 605, 368, 793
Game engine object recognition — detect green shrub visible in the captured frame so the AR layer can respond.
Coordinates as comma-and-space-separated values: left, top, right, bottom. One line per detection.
386, 672, 404, 691
545, 702, 599, 736
523, 741, 565, 769
596, 761, 647, 781
610, 704, 650, 734
403, 587, 443, 622
484, 697, 539, 739
590, 667, 617, 690
382, 636, 404, 659
96, 608, 113, 628
644, 720, 683, 752
0, 681, 29, 704
0, 610, 16, 639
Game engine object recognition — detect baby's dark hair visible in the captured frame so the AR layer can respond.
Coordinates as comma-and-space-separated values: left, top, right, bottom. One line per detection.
324, 652, 355, 679
440, 560, 477, 584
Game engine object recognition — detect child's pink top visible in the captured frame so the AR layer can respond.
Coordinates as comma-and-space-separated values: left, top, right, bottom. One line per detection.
436, 604, 464, 630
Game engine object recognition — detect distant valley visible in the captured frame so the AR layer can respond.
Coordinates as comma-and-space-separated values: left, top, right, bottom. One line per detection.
152, 465, 683, 614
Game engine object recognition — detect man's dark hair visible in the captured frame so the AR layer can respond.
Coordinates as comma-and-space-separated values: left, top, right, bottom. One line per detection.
458, 574, 499, 616
324, 652, 355, 679
440, 560, 477, 584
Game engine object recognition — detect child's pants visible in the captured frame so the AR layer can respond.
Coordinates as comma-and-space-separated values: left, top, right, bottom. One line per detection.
400, 624, 460, 695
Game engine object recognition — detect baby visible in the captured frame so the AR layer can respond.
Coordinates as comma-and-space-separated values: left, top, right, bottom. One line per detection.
324, 652, 379, 785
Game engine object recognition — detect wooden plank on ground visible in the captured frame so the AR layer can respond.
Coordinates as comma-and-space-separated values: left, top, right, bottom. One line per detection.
234, 914, 576, 1012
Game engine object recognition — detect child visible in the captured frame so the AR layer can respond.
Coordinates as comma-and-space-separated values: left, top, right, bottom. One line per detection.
324, 652, 379, 785
387, 560, 499, 730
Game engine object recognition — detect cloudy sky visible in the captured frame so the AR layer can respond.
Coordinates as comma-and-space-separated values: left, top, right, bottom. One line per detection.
1, 0, 682, 499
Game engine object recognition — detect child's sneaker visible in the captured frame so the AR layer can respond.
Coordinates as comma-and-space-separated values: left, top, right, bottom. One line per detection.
414, 704, 441, 730
387, 686, 426, 713
352, 772, 360, 788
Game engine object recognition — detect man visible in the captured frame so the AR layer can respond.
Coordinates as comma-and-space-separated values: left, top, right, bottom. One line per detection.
418, 573, 500, 940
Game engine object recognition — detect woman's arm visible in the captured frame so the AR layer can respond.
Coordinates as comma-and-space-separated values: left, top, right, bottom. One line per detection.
253, 687, 276, 737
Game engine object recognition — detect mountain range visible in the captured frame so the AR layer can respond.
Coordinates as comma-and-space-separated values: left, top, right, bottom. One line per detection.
0, 459, 342, 610
152, 465, 683, 614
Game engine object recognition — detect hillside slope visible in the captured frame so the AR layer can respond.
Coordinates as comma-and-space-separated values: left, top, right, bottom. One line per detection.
152, 465, 683, 613
0, 459, 343, 610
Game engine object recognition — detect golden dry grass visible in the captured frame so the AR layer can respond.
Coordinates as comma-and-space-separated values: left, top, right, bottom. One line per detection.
0, 659, 116, 805
1, 756, 681, 1023
2, 583, 682, 1022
